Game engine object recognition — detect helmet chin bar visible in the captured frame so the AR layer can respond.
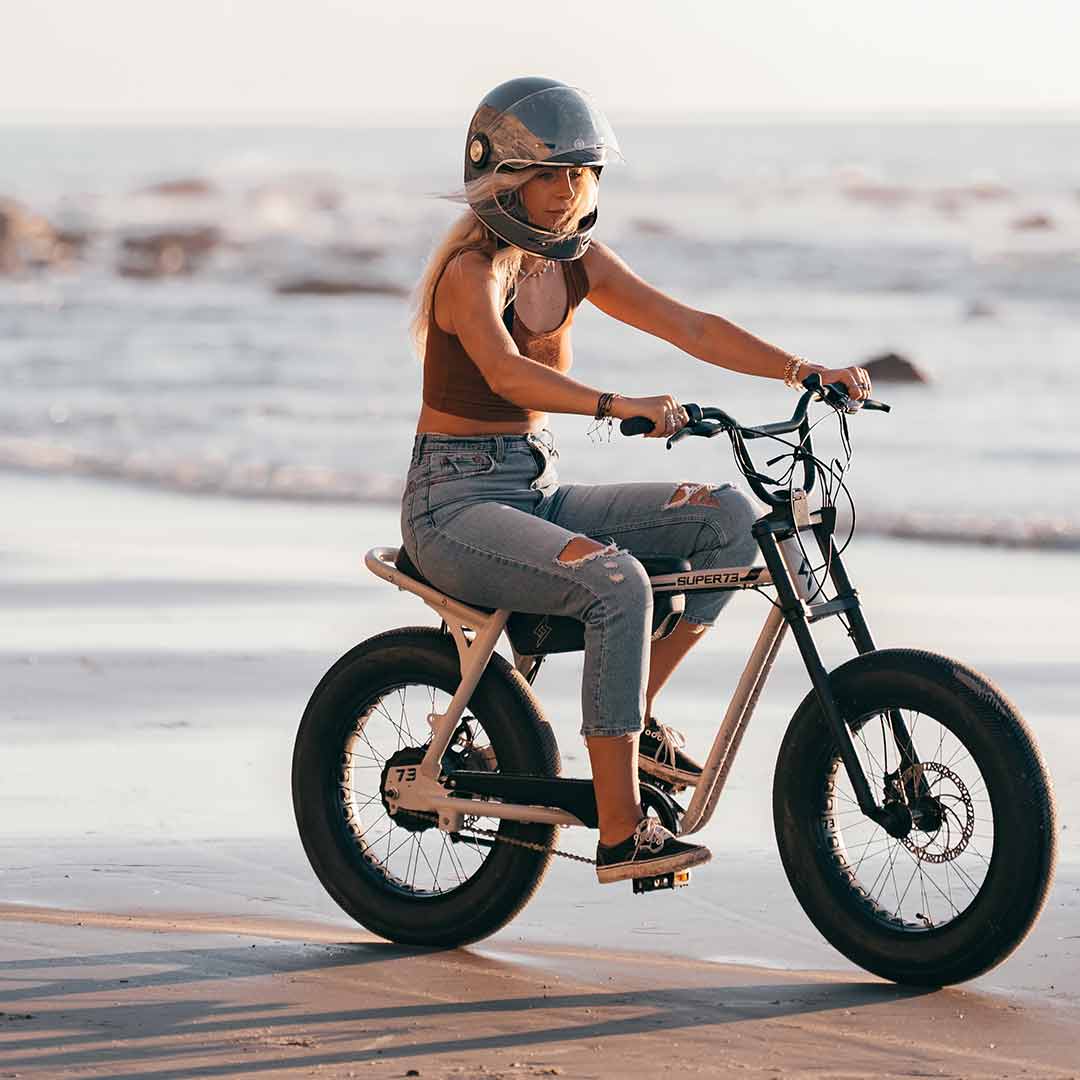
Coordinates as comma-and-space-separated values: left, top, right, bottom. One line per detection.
476, 199, 597, 260
473, 179, 599, 261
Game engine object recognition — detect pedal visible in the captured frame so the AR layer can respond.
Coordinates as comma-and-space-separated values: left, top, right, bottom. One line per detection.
631, 869, 691, 894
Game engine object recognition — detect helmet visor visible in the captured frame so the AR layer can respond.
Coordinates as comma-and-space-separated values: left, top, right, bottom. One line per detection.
484, 86, 622, 169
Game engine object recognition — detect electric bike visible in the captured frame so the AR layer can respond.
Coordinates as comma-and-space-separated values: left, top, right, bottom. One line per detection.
292, 375, 1056, 986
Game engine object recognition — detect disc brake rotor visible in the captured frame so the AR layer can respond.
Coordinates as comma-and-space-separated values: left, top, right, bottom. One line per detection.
899, 761, 975, 864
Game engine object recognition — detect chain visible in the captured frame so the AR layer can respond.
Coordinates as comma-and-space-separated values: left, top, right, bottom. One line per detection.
393, 807, 596, 866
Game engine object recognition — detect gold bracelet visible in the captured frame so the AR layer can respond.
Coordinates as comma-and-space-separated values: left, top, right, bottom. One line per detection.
783, 355, 807, 390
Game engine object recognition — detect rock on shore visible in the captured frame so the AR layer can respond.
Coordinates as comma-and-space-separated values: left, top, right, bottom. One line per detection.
137, 177, 217, 198
863, 351, 931, 383
0, 197, 77, 272
116, 226, 223, 278
274, 277, 408, 297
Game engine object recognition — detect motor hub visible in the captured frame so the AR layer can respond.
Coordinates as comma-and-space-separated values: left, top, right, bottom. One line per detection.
380, 747, 430, 833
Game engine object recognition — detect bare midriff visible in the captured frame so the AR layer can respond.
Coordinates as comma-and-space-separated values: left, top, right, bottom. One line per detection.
415, 401, 547, 436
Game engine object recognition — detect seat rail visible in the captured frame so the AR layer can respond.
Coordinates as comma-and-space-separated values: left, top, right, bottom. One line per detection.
365, 546, 495, 631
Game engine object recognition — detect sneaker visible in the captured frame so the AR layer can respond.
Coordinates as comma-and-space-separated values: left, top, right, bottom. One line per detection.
638, 720, 703, 787
596, 817, 711, 884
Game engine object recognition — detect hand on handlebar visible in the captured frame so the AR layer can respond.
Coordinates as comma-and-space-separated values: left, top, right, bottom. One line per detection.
803, 372, 890, 414
811, 364, 873, 403
612, 394, 689, 438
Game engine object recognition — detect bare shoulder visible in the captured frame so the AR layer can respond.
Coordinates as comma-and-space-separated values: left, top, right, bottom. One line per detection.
444, 249, 497, 297
581, 239, 629, 292
452, 248, 495, 277
436, 249, 500, 334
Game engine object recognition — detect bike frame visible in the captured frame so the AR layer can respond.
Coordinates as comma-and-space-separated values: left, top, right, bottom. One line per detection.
365, 489, 916, 837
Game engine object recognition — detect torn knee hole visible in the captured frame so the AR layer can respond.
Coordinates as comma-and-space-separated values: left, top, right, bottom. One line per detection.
557, 537, 618, 566
663, 482, 725, 510
556, 538, 631, 584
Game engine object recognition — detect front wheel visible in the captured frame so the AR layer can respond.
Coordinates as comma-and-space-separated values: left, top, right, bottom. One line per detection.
774, 648, 1056, 986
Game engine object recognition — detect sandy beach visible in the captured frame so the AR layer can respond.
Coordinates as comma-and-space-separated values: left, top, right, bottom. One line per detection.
2, 469, 1078, 1077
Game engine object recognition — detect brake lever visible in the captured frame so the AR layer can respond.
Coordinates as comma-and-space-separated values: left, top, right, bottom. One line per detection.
803, 373, 890, 414
821, 380, 866, 415
666, 421, 708, 448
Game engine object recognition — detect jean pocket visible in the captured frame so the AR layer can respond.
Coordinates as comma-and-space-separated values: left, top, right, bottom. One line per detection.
425, 451, 497, 486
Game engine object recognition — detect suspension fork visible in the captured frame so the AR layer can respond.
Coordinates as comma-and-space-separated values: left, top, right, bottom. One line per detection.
754, 518, 898, 830
811, 518, 928, 801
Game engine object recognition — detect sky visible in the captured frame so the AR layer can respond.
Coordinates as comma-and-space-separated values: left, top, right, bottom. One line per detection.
3, 0, 1079, 124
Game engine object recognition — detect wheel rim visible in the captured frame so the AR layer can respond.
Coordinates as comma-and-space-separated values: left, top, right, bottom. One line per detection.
822, 706, 996, 932
337, 680, 502, 897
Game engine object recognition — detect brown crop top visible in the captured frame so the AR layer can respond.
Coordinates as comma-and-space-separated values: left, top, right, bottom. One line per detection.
422, 257, 590, 422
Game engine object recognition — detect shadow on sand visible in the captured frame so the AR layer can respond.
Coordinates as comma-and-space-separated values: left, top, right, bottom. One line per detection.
0, 938, 932, 1077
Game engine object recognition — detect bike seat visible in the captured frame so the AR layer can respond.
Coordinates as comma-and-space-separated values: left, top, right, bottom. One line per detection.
394, 547, 688, 656
394, 547, 497, 614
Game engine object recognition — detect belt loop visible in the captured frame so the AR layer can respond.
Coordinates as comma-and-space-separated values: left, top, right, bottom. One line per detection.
494, 435, 505, 462
410, 435, 425, 468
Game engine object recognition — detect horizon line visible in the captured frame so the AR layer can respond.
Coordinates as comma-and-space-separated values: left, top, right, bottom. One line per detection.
2, 104, 1079, 128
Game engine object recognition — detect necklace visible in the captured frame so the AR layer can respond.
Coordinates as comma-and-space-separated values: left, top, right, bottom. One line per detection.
518, 259, 553, 284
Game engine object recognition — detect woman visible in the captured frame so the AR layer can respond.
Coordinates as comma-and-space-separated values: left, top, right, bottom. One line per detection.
402, 77, 872, 884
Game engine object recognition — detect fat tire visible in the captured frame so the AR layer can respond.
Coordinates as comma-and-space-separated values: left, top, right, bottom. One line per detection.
293, 626, 560, 947
773, 648, 1056, 986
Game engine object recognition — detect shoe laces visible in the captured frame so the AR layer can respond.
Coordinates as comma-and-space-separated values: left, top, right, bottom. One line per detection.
646, 720, 687, 767
633, 816, 673, 855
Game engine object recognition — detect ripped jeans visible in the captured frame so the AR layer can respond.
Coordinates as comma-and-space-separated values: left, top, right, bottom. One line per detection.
400, 430, 759, 737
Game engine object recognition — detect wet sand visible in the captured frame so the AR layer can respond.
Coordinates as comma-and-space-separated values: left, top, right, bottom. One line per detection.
1, 470, 1078, 1076
2, 904, 1079, 1079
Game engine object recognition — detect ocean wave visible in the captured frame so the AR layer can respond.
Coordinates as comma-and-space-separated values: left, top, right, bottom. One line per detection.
0, 437, 402, 504
856, 511, 1080, 552
3, 437, 1078, 552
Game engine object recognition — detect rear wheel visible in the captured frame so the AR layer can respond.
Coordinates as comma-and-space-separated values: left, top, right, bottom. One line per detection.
774, 649, 1056, 986
293, 627, 560, 946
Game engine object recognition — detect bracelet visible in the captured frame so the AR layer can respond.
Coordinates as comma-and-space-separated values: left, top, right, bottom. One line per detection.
783, 355, 807, 390
594, 391, 619, 419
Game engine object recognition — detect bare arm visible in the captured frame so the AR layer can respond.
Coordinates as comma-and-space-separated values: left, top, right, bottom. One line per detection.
445, 251, 679, 432
582, 241, 871, 398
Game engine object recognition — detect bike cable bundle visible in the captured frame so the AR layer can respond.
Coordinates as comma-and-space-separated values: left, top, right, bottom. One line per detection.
626, 374, 888, 609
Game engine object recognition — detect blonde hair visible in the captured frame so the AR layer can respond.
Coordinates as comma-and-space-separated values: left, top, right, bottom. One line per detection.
409, 166, 599, 359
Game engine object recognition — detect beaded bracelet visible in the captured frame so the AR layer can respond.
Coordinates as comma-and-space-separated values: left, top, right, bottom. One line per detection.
594, 391, 618, 419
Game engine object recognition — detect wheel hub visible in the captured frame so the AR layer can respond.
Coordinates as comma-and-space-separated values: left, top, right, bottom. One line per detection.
380, 747, 431, 833
882, 760, 975, 864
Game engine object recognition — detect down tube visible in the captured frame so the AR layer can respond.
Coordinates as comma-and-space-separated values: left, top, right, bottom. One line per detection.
680, 602, 788, 836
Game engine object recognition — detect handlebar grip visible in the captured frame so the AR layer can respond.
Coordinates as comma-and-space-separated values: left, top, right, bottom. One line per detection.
619, 416, 655, 436
823, 380, 891, 414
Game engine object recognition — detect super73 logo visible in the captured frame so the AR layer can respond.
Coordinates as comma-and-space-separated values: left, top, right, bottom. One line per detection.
675, 567, 763, 587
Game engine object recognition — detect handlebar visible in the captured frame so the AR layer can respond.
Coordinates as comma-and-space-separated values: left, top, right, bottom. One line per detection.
618, 374, 890, 509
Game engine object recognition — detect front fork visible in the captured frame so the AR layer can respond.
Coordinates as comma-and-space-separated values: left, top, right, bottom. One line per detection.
754, 510, 926, 836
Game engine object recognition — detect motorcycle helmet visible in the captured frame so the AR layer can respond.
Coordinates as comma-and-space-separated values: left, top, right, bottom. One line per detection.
464, 76, 622, 260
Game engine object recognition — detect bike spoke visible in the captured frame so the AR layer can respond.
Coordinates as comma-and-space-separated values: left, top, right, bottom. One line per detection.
829, 705, 993, 933
419, 839, 445, 894
337, 679, 499, 897
951, 858, 984, 898
912, 849, 961, 917
895, 854, 924, 914
441, 834, 466, 884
